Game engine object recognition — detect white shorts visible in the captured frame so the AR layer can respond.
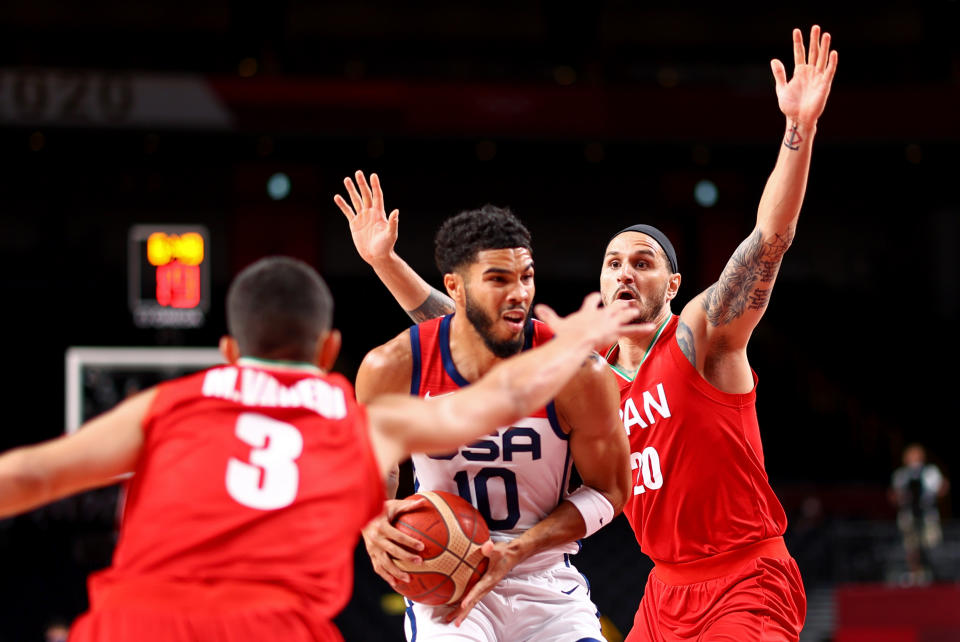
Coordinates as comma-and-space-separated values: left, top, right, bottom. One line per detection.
403, 559, 603, 642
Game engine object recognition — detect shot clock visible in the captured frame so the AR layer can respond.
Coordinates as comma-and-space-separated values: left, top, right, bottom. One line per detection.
128, 224, 210, 328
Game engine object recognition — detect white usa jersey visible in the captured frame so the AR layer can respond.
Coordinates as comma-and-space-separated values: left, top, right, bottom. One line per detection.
408, 315, 579, 574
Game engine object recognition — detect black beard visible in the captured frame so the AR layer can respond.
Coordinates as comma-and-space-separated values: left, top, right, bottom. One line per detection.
465, 294, 529, 359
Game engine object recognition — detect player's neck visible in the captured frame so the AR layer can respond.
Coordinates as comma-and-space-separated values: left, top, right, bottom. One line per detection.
615, 308, 673, 373
448, 311, 506, 382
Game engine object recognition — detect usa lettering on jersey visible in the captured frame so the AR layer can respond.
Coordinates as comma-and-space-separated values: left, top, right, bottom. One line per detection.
428, 427, 542, 462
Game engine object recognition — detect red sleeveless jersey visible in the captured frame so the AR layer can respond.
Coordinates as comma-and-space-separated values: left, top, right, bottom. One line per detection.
612, 316, 787, 565
86, 359, 384, 630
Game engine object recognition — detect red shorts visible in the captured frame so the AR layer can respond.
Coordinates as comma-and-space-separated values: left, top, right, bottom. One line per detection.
626, 538, 806, 642
69, 576, 343, 642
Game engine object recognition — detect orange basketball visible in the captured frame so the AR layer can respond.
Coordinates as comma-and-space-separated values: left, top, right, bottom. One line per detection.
390, 490, 490, 605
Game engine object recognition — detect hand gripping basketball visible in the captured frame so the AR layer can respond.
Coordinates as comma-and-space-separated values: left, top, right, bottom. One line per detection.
389, 491, 490, 605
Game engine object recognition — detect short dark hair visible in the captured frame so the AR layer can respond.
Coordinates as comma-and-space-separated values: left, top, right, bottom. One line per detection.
434, 205, 532, 275
226, 256, 333, 361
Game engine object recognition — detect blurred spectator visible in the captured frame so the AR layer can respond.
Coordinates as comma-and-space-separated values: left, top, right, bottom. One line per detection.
889, 444, 950, 584
44, 620, 70, 642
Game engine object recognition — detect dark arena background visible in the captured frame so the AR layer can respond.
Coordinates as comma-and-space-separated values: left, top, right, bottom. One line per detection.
1, 3, 958, 641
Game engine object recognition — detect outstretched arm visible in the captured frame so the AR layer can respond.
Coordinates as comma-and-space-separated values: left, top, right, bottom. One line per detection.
334, 170, 454, 322
0, 388, 153, 518
366, 294, 636, 476
681, 25, 838, 390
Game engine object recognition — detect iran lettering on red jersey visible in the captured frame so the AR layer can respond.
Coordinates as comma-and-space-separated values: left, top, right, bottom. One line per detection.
608, 316, 788, 565
78, 359, 384, 638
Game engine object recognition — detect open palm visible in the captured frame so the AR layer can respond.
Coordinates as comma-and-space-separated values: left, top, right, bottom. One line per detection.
771, 26, 838, 127
334, 170, 399, 265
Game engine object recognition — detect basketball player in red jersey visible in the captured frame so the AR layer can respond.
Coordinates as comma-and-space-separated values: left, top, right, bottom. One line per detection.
336, 180, 631, 641
0, 257, 637, 642
337, 25, 837, 641
598, 26, 836, 641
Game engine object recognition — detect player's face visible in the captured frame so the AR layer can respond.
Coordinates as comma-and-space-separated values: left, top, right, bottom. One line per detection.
600, 232, 673, 324
462, 248, 535, 358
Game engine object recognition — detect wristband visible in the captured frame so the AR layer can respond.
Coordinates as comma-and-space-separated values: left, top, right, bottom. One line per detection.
565, 485, 615, 537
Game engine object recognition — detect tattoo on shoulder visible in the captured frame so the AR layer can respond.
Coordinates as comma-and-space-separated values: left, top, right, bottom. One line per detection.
406, 288, 455, 323
702, 227, 794, 326
676, 320, 696, 367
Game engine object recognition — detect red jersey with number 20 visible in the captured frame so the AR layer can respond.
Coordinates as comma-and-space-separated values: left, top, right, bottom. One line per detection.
613, 316, 788, 565
76, 359, 384, 641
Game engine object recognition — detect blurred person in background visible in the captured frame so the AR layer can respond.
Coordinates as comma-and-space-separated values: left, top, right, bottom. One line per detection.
890, 443, 949, 585
44, 620, 71, 642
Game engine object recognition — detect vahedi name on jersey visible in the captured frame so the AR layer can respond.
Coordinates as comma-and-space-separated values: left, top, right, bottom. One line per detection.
202, 367, 347, 419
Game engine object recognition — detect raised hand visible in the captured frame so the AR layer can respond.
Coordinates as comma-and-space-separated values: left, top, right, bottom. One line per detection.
334, 170, 399, 266
770, 25, 838, 129
535, 294, 642, 352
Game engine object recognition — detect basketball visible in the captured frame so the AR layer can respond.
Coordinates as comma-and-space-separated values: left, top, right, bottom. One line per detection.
390, 490, 490, 605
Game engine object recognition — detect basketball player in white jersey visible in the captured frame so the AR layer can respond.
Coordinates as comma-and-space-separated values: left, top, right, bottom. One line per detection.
336, 174, 630, 642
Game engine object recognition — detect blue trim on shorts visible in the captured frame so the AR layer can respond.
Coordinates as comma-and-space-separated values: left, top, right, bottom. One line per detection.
409, 325, 422, 396
405, 598, 418, 642
575, 638, 603, 642
563, 553, 571, 567
439, 315, 470, 387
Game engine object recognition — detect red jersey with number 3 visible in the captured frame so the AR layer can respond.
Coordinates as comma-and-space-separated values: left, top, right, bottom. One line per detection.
83, 359, 384, 634
613, 316, 788, 565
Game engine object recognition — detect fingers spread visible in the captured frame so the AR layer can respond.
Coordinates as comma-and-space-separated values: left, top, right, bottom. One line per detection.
333, 194, 354, 220
770, 59, 787, 90
807, 25, 820, 67
826, 50, 838, 80
817, 32, 831, 71
792, 28, 805, 67
370, 173, 384, 211
533, 303, 560, 327
580, 292, 602, 311
355, 170, 374, 209
344, 177, 363, 213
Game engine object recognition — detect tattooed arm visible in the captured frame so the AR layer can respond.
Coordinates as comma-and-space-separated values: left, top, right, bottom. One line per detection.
335, 170, 455, 323
678, 25, 837, 392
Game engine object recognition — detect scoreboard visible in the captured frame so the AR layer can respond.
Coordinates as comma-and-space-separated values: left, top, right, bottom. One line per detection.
128, 224, 210, 328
